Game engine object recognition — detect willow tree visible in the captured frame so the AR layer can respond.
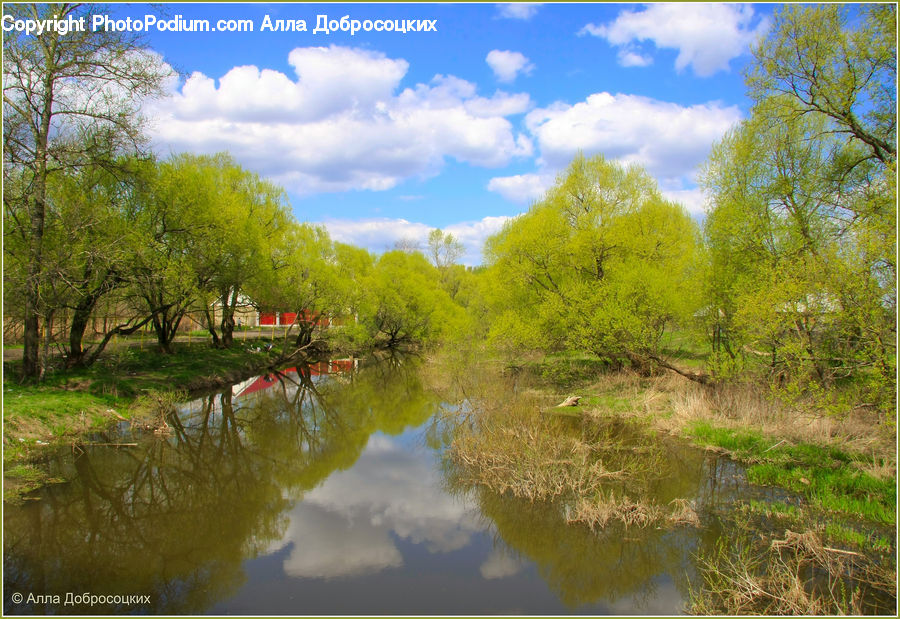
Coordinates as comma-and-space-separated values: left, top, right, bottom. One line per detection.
484, 154, 700, 375
362, 250, 467, 348
172, 154, 293, 348
702, 4, 896, 413
3, 3, 170, 379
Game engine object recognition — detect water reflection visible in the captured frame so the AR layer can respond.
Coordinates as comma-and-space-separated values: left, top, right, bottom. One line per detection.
270, 433, 483, 580
3, 356, 806, 615
3, 358, 442, 614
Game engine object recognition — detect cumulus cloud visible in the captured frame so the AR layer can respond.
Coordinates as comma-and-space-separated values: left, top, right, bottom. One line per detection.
322, 216, 512, 266
268, 433, 486, 579
496, 3, 542, 20
581, 3, 768, 76
617, 47, 653, 68
660, 186, 709, 217
486, 173, 554, 204
525, 92, 741, 182
486, 50, 535, 83
489, 92, 740, 214
147, 46, 531, 195
480, 547, 526, 580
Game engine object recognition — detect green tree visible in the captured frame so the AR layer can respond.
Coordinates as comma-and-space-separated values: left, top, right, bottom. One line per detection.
128, 157, 210, 354
252, 223, 342, 348
747, 4, 895, 164
362, 250, 466, 348
3, 3, 170, 379
427, 228, 465, 270
181, 154, 292, 348
484, 154, 700, 375
701, 4, 896, 413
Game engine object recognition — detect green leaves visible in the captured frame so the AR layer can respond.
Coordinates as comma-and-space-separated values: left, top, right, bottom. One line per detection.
702, 4, 896, 414
483, 154, 700, 361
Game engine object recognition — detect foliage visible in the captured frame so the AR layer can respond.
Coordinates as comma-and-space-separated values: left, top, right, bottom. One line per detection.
426, 228, 464, 269
700, 4, 896, 416
482, 154, 700, 367
2, 2, 171, 379
361, 250, 467, 347
685, 421, 895, 525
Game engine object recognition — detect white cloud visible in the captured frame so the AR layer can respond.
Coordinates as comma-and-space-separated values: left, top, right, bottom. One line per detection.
277, 502, 404, 578
444, 216, 515, 264
486, 173, 554, 204
524, 92, 741, 183
321, 216, 513, 266
617, 47, 653, 68
581, 3, 768, 76
148, 46, 531, 195
480, 546, 526, 580
660, 186, 709, 218
496, 3, 542, 20
323, 218, 431, 253
268, 433, 486, 579
486, 50, 534, 83
489, 92, 740, 216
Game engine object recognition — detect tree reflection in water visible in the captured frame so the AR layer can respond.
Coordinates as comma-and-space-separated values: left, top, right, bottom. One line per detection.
3, 357, 440, 614
4, 355, 765, 615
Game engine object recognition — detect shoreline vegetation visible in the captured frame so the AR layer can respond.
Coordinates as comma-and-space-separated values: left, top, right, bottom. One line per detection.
427, 349, 896, 615
2, 3, 895, 615
2, 329, 351, 499
4, 342, 895, 612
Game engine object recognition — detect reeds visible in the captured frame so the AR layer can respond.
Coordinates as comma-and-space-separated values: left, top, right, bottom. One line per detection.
689, 528, 895, 615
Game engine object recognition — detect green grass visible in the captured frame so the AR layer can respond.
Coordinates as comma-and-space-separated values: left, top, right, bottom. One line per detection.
524, 352, 616, 389
3, 338, 287, 467
686, 421, 896, 525
822, 522, 893, 553
742, 499, 804, 523
579, 393, 634, 414
657, 329, 710, 370
3, 463, 65, 503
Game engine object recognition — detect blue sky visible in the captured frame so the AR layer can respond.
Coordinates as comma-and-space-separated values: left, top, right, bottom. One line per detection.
109, 2, 775, 264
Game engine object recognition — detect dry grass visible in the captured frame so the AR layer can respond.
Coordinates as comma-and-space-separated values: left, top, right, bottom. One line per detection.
667, 497, 701, 527
128, 389, 184, 434
566, 493, 663, 530
689, 528, 894, 615
448, 397, 639, 502
632, 375, 896, 465
443, 363, 709, 532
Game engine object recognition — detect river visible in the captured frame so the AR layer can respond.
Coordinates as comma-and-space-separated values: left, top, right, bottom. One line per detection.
2, 357, 893, 614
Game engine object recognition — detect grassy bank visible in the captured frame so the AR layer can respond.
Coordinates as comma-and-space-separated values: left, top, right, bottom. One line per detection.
434, 350, 896, 614
3, 338, 293, 469
521, 354, 896, 525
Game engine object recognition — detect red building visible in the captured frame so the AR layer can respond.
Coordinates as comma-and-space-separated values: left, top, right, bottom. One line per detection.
257, 310, 330, 328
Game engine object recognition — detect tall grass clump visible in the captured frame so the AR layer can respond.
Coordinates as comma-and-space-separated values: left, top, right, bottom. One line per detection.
689, 528, 896, 615
440, 354, 699, 530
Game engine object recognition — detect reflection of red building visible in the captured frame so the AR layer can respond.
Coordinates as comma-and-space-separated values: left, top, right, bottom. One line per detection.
232, 358, 357, 399
257, 310, 330, 327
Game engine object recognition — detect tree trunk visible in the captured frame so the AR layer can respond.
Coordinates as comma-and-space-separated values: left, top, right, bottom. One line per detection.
39, 311, 53, 380
21, 64, 55, 381
67, 302, 92, 367
203, 305, 221, 348
84, 315, 155, 366
151, 309, 182, 354
66, 276, 120, 367
295, 320, 314, 348
220, 288, 237, 347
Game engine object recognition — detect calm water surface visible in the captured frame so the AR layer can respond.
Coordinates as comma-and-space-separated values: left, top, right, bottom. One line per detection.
3, 358, 803, 614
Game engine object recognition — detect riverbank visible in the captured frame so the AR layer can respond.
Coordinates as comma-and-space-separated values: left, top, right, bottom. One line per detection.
2, 338, 311, 498
430, 351, 896, 614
